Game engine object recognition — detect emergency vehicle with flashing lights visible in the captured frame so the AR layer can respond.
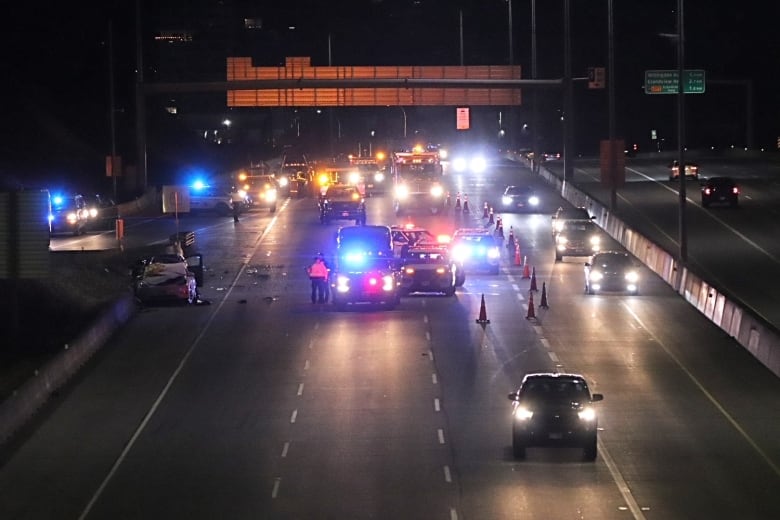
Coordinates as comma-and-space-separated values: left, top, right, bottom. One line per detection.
391, 147, 446, 216
349, 152, 389, 196
330, 225, 401, 309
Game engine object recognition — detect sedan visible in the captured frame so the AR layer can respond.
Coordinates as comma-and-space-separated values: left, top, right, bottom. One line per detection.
584, 251, 640, 294
501, 185, 540, 212
132, 253, 204, 305
508, 372, 603, 461
701, 176, 739, 208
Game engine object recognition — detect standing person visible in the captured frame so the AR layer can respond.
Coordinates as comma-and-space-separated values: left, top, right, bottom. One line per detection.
231, 188, 243, 223
307, 255, 329, 303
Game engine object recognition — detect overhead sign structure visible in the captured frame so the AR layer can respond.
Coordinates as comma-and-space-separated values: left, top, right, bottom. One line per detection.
227, 57, 522, 107
644, 69, 706, 94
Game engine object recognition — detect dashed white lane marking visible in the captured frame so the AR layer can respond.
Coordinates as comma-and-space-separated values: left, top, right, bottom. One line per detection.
548, 352, 560, 363
426, 331, 431, 341
516, 293, 525, 301
443, 465, 452, 483
313, 322, 319, 330
432, 373, 438, 385
428, 349, 434, 361
290, 409, 298, 423
512, 283, 520, 291
540, 338, 551, 350
533, 326, 543, 335
271, 478, 281, 498
424, 314, 429, 323
434, 398, 441, 412
281, 442, 290, 458
450, 508, 459, 520
297, 383, 304, 396
438, 429, 445, 444
308, 339, 315, 349
304, 360, 310, 370
507, 275, 516, 282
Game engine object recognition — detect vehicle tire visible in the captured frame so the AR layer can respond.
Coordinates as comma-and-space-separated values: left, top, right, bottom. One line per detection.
270, 204, 277, 213
583, 435, 598, 461
512, 437, 527, 459
555, 252, 563, 262
443, 284, 456, 297
455, 273, 466, 287
585, 285, 593, 295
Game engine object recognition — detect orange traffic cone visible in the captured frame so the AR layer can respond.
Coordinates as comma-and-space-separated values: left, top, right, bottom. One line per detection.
483, 202, 489, 218
522, 262, 531, 279
526, 291, 536, 320
530, 266, 538, 291
539, 282, 549, 308
514, 244, 522, 265
476, 293, 490, 324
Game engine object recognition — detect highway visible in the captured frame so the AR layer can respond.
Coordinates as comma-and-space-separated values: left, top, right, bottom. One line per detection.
2, 159, 780, 519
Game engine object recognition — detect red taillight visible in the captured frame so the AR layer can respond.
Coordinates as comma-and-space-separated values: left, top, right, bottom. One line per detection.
732, 187, 739, 195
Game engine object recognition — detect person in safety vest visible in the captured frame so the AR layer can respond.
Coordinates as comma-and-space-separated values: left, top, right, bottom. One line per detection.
307, 255, 329, 303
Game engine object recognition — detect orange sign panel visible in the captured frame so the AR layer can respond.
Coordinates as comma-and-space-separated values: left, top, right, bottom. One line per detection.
227, 56, 522, 107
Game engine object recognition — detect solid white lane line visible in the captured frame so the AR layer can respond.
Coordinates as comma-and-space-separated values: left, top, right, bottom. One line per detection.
281, 442, 289, 458
297, 383, 304, 396
598, 437, 647, 520
290, 409, 298, 423
624, 303, 780, 479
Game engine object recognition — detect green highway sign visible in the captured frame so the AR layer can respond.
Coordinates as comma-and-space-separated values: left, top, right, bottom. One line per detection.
644, 69, 706, 94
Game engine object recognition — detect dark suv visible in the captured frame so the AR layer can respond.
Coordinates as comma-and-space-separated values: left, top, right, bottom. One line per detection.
320, 184, 366, 225
701, 176, 738, 208
49, 193, 88, 235
508, 373, 604, 461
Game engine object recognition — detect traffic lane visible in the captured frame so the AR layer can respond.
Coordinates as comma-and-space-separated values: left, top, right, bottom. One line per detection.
0, 301, 220, 519
67, 195, 336, 518
543, 258, 780, 518
424, 268, 629, 516
271, 308, 456, 519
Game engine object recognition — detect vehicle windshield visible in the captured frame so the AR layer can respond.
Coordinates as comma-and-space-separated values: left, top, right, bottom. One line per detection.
522, 378, 590, 402
592, 255, 630, 269
326, 187, 360, 200
505, 186, 531, 195
562, 221, 596, 233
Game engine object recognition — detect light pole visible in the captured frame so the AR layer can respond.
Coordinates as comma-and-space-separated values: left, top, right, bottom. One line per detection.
400, 106, 407, 139
506, 0, 513, 67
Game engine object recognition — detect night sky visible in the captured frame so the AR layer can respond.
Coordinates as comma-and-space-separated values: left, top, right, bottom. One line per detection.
2, 1, 778, 191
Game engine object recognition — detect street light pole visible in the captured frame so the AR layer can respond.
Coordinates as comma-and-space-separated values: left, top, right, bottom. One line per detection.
400, 106, 407, 139
676, 0, 688, 263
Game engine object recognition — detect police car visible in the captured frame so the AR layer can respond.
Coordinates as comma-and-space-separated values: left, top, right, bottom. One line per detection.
400, 244, 464, 296
450, 228, 501, 275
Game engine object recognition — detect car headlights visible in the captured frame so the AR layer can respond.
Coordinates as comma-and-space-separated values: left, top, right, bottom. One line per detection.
589, 270, 603, 282
502, 195, 512, 206
578, 407, 597, 421
278, 177, 289, 187
336, 275, 350, 292
528, 195, 540, 206
430, 184, 444, 197
487, 247, 500, 259
470, 156, 487, 174
382, 275, 395, 291
348, 172, 361, 185
452, 157, 467, 173
395, 185, 409, 199
589, 235, 600, 246
374, 172, 385, 182
625, 271, 639, 283
514, 406, 534, 420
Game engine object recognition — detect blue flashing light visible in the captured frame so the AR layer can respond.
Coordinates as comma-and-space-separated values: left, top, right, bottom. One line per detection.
52, 195, 65, 207
190, 179, 209, 191
342, 251, 368, 267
